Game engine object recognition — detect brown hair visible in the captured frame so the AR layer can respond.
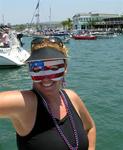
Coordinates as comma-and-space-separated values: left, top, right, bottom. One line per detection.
31, 38, 69, 58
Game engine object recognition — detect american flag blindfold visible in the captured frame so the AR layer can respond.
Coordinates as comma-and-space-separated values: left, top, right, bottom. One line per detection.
29, 60, 65, 81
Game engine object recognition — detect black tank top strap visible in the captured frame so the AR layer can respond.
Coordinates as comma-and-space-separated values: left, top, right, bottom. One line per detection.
60, 89, 79, 116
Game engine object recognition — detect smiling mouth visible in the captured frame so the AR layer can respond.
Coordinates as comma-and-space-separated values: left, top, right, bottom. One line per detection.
42, 82, 54, 87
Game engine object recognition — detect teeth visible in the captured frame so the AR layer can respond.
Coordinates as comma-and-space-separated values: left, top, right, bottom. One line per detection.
43, 83, 53, 87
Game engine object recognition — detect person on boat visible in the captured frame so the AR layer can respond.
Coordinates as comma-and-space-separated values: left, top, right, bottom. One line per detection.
17, 33, 24, 47
2, 28, 10, 47
0, 37, 96, 150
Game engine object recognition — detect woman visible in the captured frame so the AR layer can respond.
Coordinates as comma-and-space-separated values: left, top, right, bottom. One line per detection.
0, 37, 96, 150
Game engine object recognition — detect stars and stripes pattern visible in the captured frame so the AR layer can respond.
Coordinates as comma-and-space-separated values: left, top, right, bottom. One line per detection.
29, 60, 65, 82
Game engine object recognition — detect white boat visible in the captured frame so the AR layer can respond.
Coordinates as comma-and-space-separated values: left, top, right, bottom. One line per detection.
0, 31, 30, 67
62, 37, 70, 44
90, 31, 118, 39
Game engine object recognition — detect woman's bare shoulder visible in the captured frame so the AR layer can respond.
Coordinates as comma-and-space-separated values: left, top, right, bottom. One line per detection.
0, 89, 36, 118
64, 89, 95, 130
64, 88, 82, 102
0, 89, 35, 99
64, 88, 90, 113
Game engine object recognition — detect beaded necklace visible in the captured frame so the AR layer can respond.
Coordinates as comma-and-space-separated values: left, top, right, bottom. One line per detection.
35, 89, 79, 150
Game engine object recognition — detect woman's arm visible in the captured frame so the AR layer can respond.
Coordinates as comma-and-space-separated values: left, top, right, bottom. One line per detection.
65, 89, 96, 150
0, 90, 37, 136
77, 95, 96, 150
0, 90, 25, 118
87, 121, 96, 150
0, 90, 35, 119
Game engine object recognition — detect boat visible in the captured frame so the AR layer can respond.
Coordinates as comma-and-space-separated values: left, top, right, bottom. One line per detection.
58, 36, 70, 44
50, 30, 69, 36
0, 31, 30, 67
72, 34, 97, 40
90, 31, 118, 39
62, 37, 70, 44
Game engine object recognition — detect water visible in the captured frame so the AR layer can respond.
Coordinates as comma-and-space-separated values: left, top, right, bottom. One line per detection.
0, 35, 123, 150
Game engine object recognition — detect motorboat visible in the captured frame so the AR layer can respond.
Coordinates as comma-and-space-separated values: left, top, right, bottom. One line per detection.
90, 31, 118, 39
0, 31, 30, 67
62, 37, 70, 43
58, 36, 70, 44
72, 34, 97, 40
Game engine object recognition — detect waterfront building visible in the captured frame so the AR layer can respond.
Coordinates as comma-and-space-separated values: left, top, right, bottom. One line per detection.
72, 12, 123, 30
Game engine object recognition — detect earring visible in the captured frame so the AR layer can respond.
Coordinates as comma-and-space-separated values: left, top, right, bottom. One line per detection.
62, 77, 67, 88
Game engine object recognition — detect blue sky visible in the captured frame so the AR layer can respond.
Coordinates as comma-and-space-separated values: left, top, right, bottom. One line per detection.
0, 0, 123, 25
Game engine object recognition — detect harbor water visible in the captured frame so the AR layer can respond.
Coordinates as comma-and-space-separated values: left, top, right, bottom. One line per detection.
0, 35, 123, 150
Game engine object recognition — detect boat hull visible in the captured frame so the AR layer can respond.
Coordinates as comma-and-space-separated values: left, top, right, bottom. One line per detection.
0, 47, 30, 67
72, 35, 97, 40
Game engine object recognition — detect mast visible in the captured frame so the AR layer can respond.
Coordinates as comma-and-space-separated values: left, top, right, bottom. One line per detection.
36, 0, 40, 30
2, 14, 5, 25
49, 6, 51, 28
30, 0, 40, 30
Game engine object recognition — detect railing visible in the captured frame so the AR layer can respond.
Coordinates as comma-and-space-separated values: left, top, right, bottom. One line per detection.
0, 47, 11, 54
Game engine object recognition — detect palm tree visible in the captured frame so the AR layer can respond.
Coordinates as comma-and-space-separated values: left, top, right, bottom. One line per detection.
61, 18, 73, 30
61, 20, 68, 30
67, 18, 73, 30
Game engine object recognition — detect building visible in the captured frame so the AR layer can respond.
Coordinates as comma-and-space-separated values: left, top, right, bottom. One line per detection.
72, 12, 123, 30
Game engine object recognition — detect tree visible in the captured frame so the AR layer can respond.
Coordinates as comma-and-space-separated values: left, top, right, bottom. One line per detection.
61, 20, 68, 30
61, 18, 73, 30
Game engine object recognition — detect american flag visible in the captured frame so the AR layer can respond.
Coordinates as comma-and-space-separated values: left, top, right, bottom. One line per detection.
29, 60, 65, 82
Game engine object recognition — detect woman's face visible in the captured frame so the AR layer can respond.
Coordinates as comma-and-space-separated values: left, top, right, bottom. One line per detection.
28, 59, 66, 94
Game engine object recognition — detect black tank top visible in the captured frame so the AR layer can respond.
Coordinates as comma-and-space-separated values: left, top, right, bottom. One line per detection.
16, 90, 89, 150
